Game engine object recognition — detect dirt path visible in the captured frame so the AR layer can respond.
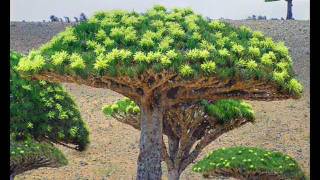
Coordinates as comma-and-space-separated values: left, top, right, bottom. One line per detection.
11, 20, 310, 180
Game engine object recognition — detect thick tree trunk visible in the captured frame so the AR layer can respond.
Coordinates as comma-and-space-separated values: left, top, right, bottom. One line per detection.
136, 106, 163, 180
168, 169, 180, 180
286, 0, 293, 20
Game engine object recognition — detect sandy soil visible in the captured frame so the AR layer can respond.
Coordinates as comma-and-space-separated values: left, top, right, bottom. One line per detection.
10, 20, 310, 180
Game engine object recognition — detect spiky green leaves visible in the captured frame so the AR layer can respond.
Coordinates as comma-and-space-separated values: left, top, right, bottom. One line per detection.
186, 49, 210, 60
201, 61, 216, 75
274, 42, 289, 57
204, 99, 254, 123
94, 54, 110, 70
209, 20, 226, 30
159, 36, 174, 51
51, 51, 69, 66
218, 48, 230, 57
286, 79, 303, 96
261, 51, 276, 65
96, 29, 107, 41
94, 49, 132, 70
110, 26, 138, 44
102, 98, 140, 116
236, 59, 258, 71
166, 22, 185, 38
16, 51, 45, 72
11, 52, 90, 150
192, 147, 306, 180
60, 27, 77, 44
252, 31, 264, 39
134, 51, 148, 63
179, 64, 194, 77
248, 47, 261, 57
273, 70, 289, 84
70, 53, 86, 70
231, 44, 245, 55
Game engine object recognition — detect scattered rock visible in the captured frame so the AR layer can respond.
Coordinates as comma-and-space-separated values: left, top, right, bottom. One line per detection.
80, 161, 88, 166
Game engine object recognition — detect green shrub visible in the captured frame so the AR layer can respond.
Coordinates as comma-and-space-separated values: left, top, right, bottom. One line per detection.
10, 136, 68, 167
192, 147, 306, 179
11, 51, 90, 150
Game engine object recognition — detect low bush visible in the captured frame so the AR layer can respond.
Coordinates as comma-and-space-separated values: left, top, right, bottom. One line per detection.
192, 146, 306, 179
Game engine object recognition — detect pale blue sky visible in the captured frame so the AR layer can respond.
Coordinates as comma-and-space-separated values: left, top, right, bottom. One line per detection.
10, 0, 309, 21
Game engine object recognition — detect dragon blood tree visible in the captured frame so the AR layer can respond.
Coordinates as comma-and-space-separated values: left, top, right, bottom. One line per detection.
16, 5, 303, 179
192, 147, 306, 179
10, 52, 89, 179
103, 98, 255, 179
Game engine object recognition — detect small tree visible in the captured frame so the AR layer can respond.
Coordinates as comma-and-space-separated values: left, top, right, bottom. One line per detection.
64, 17, 71, 23
103, 98, 255, 179
10, 52, 90, 179
265, 0, 294, 20
49, 15, 59, 22
79, 13, 87, 22
16, 6, 302, 179
192, 147, 306, 179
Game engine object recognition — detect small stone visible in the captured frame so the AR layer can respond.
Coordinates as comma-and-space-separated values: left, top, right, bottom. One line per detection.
80, 161, 88, 166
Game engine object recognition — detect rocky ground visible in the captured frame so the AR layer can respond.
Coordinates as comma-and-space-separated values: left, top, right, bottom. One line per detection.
10, 20, 310, 180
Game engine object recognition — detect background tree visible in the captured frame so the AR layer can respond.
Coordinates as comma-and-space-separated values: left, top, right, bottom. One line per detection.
49, 15, 59, 22
192, 147, 306, 179
10, 51, 90, 179
103, 98, 255, 180
79, 13, 87, 22
17, 6, 302, 179
64, 17, 71, 23
265, 0, 294, 20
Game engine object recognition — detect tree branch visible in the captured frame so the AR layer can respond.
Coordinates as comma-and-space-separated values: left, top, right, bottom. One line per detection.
179, 118, 250, 172
32, 71, 141, 102
161, 78, 292, 107
162, 136, 174, 170
113, 115, 140, 130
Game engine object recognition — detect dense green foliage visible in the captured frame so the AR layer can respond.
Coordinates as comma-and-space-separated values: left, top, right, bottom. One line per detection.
202, 99, 254, 123
11, 51, 90, 150
103, 98, 254, 124
192, 147, 306, 179
102, 97, 140, 116
10, 51, 91, 176
17, 5, 302, 96
10, 136, 68, 167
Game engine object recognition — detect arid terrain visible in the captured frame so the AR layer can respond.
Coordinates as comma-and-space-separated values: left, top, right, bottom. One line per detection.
10, 20, 310, 180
